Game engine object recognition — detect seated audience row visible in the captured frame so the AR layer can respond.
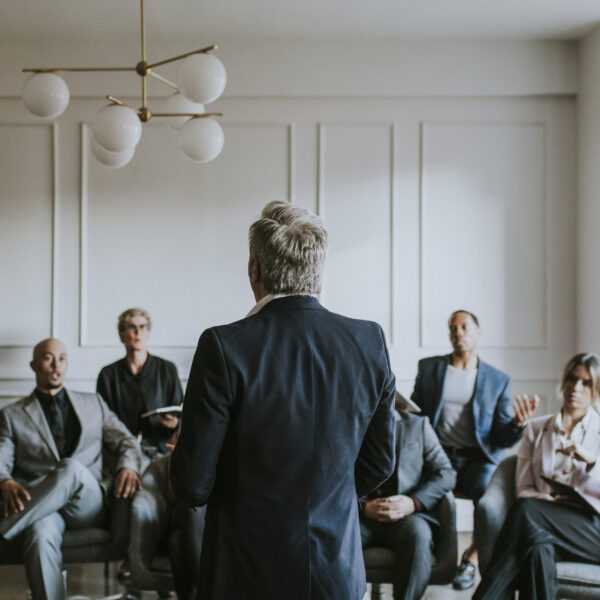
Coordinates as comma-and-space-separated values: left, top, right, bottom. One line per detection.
0, 308, 205, 600
1, 312, 600, 600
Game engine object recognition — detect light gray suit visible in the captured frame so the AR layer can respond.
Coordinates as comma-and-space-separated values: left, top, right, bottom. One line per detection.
0, 389, 141, 600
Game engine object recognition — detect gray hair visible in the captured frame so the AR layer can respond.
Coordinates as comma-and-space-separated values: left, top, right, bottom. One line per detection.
248, 201, 328, 294
117, 308, 152, 333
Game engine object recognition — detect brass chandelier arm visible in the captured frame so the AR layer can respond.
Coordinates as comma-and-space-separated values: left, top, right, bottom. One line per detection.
23, 67, 136, 73
152, 112, 223, 118
149, 71, 180, 90
141, 0, 147, 62
147, 45, 217, 69
106, 95, 133, 108
142, 76, 148, 108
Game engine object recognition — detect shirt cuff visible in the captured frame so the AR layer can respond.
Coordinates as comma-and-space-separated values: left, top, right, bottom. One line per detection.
410, 495, 424, 512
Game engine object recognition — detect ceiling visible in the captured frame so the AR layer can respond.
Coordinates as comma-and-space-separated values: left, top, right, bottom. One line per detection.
2, 0, 600, 43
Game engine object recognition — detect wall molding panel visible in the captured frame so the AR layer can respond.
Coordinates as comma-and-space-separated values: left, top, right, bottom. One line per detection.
0, 121, 58, 348
0, 95, 575, 400
79, 120, 292, 349
418, 120, 549, 351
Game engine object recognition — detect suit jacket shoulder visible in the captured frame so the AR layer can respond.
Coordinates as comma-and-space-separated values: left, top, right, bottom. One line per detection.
477, 359, 510, 385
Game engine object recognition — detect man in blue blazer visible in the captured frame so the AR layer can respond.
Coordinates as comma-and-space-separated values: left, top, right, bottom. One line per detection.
171, 201, 396, 600
411, 310, 537, 589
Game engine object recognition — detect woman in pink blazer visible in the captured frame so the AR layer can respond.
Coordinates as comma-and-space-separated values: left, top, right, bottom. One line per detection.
474, 352, 600, 600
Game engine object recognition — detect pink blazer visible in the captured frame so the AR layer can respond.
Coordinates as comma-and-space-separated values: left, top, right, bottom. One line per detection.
516, 410, 600, 513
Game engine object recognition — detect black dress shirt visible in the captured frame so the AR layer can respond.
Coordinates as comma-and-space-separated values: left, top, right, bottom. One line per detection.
96, 354, 183, 457
36, 388, 81, 458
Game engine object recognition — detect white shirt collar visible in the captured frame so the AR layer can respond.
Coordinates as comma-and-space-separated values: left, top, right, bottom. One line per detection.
245, 293, 288, 318
554, 407, 593, 436
245, 293, 316, 318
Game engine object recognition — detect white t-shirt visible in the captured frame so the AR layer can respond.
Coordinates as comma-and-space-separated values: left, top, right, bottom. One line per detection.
436, 364, 479, 449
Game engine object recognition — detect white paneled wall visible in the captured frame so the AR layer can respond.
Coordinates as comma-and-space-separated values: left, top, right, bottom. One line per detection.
0, 45, 576, 418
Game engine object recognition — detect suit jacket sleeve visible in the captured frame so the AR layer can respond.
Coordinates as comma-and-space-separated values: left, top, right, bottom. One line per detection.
170, 328, 233, 506
411, 417, 456, 511
96, 369, 113, 411
0, 409, 15, 483
167, 361, 184, 406
99, 394, 142, 474
410, 360, 425, 411
490, 376, 522, 449
354, 327, 396, 498
515, 422, 552, 501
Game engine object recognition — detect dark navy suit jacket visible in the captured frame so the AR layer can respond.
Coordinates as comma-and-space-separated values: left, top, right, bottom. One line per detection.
410, 355, 521, 464
171, 296, 396, 600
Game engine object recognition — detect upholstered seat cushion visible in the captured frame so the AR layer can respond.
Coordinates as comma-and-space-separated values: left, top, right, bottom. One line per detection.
557, 562, 600, 587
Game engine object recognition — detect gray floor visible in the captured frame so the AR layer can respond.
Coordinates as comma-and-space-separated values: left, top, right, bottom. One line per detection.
0, 533, 479, 600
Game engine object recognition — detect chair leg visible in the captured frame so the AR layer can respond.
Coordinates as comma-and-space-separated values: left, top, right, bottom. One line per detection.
371, 583, 385, 599
104, 561, 109, 596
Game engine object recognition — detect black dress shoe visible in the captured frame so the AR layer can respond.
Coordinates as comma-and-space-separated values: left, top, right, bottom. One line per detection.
117, 559, 132, 583
452, 560, 476, 590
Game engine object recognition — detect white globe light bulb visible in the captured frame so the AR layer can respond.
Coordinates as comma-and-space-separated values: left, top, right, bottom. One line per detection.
164, 92, 205, 131
179, 117, 224, 163
92, 105, 142, 153
91, 137, 135, 169
177, 54, 227, 104
22, 73, 70, 119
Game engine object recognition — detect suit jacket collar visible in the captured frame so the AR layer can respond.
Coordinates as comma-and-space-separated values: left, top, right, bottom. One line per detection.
23, 390, 60, 461
24, 388, 84, 461
256, 295, 325, 314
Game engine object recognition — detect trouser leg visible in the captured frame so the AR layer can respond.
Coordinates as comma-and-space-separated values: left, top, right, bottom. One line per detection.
0, 458, 105, 540
518, 542, 557, 600
21, 512, 66, 600
386, 515, 433, 600
451, 452, 497, 563
474, 497, 600, 600
360, 514, 434, 600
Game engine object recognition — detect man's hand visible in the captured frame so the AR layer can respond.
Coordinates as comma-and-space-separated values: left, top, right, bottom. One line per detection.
156, 414, 179, 429
114, 467, 142, 499
1, 479, 31, 517
363, 495, 415, 523
512, 394, 539, 428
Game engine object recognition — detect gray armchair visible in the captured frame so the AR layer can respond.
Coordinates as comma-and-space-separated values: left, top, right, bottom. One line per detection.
476, 455, 600, 600
0, 496, 132, 596
363, 491, 457, 599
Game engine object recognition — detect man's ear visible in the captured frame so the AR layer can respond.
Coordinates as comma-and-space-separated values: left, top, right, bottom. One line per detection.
249, 257, 261, 283
29, 360, 35, 373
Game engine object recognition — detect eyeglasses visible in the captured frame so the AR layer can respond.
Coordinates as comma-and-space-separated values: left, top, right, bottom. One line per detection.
123, 323, 149, 333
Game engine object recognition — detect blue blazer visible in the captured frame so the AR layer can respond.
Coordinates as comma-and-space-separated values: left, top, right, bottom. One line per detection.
410, 355, 521, 464
171, 296, 396, 600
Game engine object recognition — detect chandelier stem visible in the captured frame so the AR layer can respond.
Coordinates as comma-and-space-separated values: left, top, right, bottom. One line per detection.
152, 112, 223, 118
147, 45, 217, 69
23, 67, 135, 73
142, 76, 148, 108
149, 71, 179, 90
140, 0, 147, 62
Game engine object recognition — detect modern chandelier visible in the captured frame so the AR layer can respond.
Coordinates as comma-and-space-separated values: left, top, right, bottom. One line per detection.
21, 0, 227, 168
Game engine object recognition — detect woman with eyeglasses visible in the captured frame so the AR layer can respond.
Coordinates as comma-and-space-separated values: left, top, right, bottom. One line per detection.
97, 308, 183, 467
474, 352, 600, 599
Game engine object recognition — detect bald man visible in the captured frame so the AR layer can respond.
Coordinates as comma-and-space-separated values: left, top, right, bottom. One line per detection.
0, 339, 142, 600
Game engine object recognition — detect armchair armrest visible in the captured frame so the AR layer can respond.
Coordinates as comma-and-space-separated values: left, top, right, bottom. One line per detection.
476, 455, 517, 574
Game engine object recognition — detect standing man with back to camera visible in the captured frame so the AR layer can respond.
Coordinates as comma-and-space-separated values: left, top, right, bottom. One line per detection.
171, 200, 397, 600
411, 310, 538, 590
